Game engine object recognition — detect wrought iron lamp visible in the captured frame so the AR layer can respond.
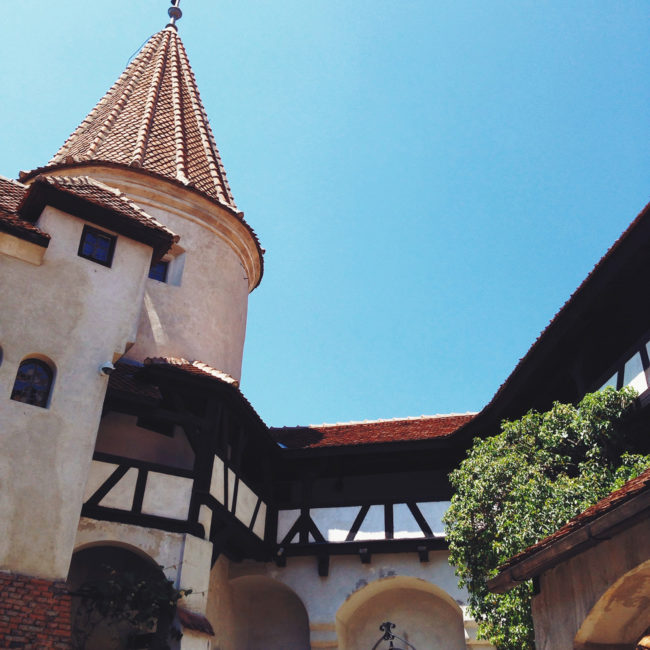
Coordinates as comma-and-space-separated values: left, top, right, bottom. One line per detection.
371, 622, 417, 650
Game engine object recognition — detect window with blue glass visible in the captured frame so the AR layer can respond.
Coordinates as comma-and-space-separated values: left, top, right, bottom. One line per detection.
11, 358, 54, 408
148, 259, 169, 282
78, 225, 116, 267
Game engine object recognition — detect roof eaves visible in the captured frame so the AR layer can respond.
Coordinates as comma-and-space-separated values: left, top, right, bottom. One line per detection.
487, 467, 650, 594
19, 161, 264, 287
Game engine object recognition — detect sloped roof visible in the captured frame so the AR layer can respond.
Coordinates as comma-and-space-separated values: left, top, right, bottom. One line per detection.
271, 413, 476, 449
20, 175, 178, 258
488, 466, 650, 592
500, 466, 650, 572
34, 27, 237, 211
0, 176, 50, 246
144, 356, 239, 388
474, 200, 650, 429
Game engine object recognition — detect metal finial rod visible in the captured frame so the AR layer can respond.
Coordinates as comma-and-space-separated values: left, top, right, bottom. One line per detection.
168, 0, 182, 27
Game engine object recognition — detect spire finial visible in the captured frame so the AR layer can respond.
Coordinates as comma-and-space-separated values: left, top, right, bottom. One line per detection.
167, 0, 182, 28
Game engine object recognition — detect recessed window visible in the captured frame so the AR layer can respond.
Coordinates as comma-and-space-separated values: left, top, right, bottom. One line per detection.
78, 225, 116, 267
148, 259, 169, 283
11, 358, 54, 408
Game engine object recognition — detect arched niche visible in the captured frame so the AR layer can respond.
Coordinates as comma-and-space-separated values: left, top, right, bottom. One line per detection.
336, 576, 465, 650
574, 558, 650, 649
67, 544, 166, 650
230, 575, 310, 649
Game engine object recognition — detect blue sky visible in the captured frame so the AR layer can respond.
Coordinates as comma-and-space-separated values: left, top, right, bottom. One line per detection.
2, 1, 649, 426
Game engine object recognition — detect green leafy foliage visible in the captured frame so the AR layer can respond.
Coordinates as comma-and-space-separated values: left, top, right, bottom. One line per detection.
71, 565, 191, 650
443, 387, 650, 649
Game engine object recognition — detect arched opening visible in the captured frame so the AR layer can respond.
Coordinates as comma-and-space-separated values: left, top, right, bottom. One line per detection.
67, 544, 172, 650
230, 575, 310, 649
10, 355, 55, 408
574, 558, 650, 649
336, 576, 465, 650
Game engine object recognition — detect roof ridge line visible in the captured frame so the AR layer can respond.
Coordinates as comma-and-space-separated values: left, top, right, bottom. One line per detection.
169, 32, 189, 185
131, 30, 171, 167
87, 37, 157, 157
302, 412, 478, 429
175, 36, 235, 208
50, 31, 165, 166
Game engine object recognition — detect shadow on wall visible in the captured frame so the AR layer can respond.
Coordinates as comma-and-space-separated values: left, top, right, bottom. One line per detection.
336, 576, 466, 650
230, 575, 310, 650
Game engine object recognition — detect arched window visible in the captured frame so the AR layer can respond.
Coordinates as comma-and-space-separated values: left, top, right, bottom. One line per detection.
11, 358, 54, 408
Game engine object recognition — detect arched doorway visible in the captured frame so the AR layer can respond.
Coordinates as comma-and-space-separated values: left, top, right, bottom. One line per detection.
574, 558, 650, 649
336, 576, 465, 650
67, 544, 171, 650
230, 575, 310, 649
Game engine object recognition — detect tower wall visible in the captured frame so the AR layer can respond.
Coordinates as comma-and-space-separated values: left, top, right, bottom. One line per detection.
40, 165, 260, 382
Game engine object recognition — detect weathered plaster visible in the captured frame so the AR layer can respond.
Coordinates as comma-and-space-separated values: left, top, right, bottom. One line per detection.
38, 166, 259, 382
531, 516, 650, 650
0, 206, 152, 579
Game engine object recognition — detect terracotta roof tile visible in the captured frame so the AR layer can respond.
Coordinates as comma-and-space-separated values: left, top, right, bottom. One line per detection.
271, 413, 476, 449
498, 466, 650, 573
144, 357, 239, 388
31, 174, 178, 242
43, 28, 236, 211
142, 357, 267, 429
0, 176, 50, 246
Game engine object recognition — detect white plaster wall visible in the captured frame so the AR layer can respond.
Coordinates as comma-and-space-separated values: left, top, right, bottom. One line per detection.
0, 206, 152, 579
230, 575, 311, 649
342, 586, 465, 650
42, 166, 261, 382
230, 551, 472, 649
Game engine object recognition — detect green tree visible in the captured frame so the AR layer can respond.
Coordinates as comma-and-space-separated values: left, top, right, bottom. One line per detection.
443, 387, 650, 649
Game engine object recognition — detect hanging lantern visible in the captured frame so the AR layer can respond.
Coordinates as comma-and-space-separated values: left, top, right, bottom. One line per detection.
371, 622, 417, 650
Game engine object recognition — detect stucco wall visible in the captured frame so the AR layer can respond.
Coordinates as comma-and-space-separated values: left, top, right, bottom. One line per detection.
0, 206, 152, 579
41, 166, 260, 382
229, 551, 485, 649
531, 516, 650, 650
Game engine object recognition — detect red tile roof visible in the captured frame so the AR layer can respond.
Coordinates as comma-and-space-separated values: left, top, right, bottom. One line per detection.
495, 466, 650, 576
43, 28, 236, 211
270, 413, 476, 449
0, 176, 50, 246
144, 357, 239, 388
31, 174, 178, 241
19, 27, 265, 286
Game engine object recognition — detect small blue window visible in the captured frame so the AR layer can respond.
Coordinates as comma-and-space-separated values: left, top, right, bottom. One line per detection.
148, 260, 169, 283
78, 225, 116, 267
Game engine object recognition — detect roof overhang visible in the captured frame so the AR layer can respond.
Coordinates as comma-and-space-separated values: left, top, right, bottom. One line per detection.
488, 486, 650, 594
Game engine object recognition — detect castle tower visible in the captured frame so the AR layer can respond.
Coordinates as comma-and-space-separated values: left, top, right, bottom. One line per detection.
20, 19, 263, 382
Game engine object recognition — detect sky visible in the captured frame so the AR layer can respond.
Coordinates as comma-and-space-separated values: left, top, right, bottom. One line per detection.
1, 1, 649, 427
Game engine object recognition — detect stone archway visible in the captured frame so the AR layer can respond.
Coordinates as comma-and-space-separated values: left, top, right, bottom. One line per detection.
336, 576, 465, 650
574, 558, 650, 650
67, 544, 167, 650
230, 575, 311, 649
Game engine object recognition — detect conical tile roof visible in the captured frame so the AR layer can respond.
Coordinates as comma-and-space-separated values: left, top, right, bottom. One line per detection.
47, 27, 237, 210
